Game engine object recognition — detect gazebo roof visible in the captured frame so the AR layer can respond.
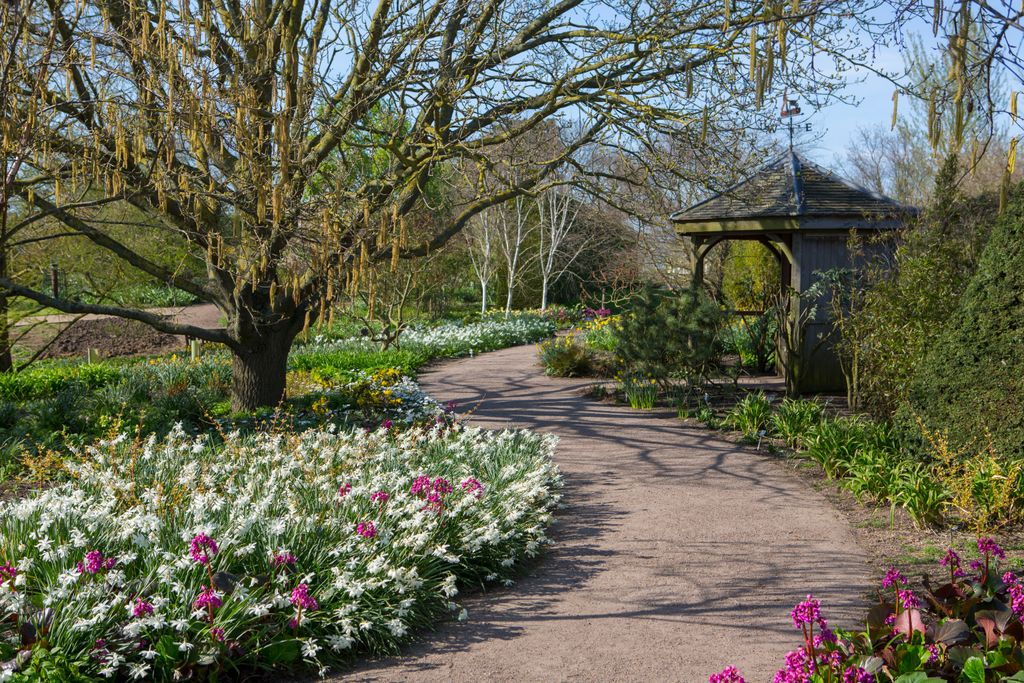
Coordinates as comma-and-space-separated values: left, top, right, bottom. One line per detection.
672, 152, 917, 234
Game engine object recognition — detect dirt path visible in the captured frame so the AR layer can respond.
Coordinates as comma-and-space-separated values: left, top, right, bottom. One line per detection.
347, 344, 870, 682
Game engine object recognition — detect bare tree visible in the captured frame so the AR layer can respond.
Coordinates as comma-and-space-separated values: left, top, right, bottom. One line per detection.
10, 0, 876, 408
497, 196, 535, 315
535, 186, 584, 310
464, 209, 498, 315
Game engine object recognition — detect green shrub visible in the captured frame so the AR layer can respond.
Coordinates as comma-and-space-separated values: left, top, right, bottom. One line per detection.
614, 286, 723, 384
902, 183, 1024, 459
770, 397, 823, 448
538, 336, 592, 377
722, 391, 773, 438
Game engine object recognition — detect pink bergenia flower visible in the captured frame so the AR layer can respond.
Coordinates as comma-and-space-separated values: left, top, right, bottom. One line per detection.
0, 562, 17, 583
882, 567, 907, 588
1007, 576, 1024, 619
193, 586, 223, 612
709, 666, 745, 683
978, 537, 1006, 560
132, 598, 154, 618
211, 627, 225, 642
897, 589, 920, 610
356, 521, 377, 538
926, 643, 941, 664
790, 595, 822, 628
381, 419, 393, 430
410, 475, 432, 496
290, 583, 318, 611
189, 534, 219, 565
842, 667, 873, 683
941, 548, 965, 579
338, 482, 352, 498
772, 648, 812, 683
371, 490, 390, 504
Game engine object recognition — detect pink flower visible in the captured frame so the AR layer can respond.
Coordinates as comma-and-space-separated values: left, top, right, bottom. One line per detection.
0, 562, 17, 583
709, 666, 745, 683
381, 419, 393, 430
1007, 576, 1024, 619
410, 475, 432, 496
897, 589, 919, 610
370, 490, 390, 504
790, 595, 822, 628
978, 537, 1006, 560
132, 598, 154, 618
211, 627, 225, 642
272, 553, 297, 568
842, 667, 873, 683
290, 583, 318, 611
460, 477, 484, 499
193, 586, 223, 612
77, 550, 113, 574
941, 548, 965, 578
882, 567, 907, 588
773, 648, 812, 683
338, 482, 352, 498
189, 534, 218, 565
356, 521, 377, 538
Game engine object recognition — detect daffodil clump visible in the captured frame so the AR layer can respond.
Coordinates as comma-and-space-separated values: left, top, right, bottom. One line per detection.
0, 424, 561, 680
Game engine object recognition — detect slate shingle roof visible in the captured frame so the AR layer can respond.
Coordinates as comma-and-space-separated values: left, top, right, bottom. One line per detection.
671, 152, 918, 225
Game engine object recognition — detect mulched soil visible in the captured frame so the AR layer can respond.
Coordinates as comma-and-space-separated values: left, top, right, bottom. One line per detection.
15, 317, 186, 361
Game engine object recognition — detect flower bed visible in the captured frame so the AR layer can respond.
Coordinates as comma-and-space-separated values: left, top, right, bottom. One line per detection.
0, 425, 562, 680
710, 538, 1024, 682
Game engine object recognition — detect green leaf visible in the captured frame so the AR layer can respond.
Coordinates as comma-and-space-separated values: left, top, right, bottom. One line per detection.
963, 656, 987, 683
893, 673, 945, 683
261, 639, 300, 665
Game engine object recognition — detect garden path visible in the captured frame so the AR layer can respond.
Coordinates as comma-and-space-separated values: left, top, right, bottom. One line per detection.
346, 343, 870, 682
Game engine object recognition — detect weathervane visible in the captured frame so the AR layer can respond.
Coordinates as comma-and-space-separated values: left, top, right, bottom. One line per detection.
780, 95, 812, 153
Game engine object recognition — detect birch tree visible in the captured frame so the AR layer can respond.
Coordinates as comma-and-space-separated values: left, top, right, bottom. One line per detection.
536, 186, 583, 311
8, 0, 876, 408
497, 196, 534, 316
464, 209, 498, 315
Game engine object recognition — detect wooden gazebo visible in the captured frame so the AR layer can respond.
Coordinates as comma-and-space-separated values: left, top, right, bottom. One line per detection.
671, 151, 917, 393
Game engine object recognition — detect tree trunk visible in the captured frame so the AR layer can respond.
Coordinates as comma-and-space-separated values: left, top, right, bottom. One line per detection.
540, 277, 549, 311
480, 280, 487, 315
0, 290, 11, 373
230, 331, 293, 412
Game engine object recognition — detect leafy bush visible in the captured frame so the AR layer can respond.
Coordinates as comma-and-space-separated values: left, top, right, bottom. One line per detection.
614, 286, 723, 385
0, 424, 562, 680
839, 156, 999, 416
770, 398, 824, 448
0, 363, 119, 402
711, 538, 1024, 683
538, 336, 592, 377
722, 391, 773, 438
902, 185, 1024, 460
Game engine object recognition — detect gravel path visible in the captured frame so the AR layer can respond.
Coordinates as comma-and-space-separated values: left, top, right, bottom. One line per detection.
347, 344, 870, 682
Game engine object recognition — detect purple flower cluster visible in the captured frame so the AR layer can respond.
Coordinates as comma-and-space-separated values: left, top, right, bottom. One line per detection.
381, 419, 394, 430
77, 550, 116, 574
132, 598, 154, 618
978, 537, 1006, 560
193, 586, 223, 612
189, 534, 219, 565
0, 562, 16, 585
460, 477, 485, 499
1005, 572, 1024, 619
338, 482, 352, 499
356, 521, 377, 538
790, 595, 823, 628
773, 647, 813, 683
411, 475, 454, 513
371, 490, 390, 504
882, 567, 907, 589
897, 589, 920, 610
709, 666, 745, 683
842, 667, 873, 683
290, 583, 318, 611
940, 548, 965, 579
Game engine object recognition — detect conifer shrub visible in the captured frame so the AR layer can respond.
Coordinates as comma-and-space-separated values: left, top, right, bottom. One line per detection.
901, 185, 1024, 459
613, 286, 724, 385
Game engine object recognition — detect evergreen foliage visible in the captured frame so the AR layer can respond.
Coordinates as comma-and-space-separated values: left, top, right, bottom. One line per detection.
902, 183, 1024, 458
614, 286, 723, 384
